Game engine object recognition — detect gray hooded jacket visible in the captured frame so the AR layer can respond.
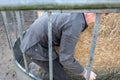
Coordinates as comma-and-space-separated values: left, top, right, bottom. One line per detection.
20, 13, 87, 75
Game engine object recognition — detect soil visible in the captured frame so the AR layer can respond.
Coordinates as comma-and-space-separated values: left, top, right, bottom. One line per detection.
0, 11, 36, 80
0, 13, 17, 80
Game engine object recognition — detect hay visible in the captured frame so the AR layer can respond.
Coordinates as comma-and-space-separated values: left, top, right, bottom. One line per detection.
74, 13, 120, 79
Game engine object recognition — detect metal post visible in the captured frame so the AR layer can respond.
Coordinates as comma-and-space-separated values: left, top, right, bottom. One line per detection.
10, 11, 17, 38
33, 10, 37, 19
48, 12, 53, 80
15, 11, 29, 72
20, 11, 25, 30
86, 13, 101, 80
1, 11, 12, 48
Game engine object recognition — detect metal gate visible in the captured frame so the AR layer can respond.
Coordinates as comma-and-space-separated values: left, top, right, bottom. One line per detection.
0, 0, 120, 80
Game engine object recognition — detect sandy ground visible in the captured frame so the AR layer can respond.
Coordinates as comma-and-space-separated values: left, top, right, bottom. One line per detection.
0, 17, 17, 80
0, 11, 36, 80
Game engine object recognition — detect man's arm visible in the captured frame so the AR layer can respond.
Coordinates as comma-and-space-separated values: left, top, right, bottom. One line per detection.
59, 13, 97, 80
59, 13, 86, 75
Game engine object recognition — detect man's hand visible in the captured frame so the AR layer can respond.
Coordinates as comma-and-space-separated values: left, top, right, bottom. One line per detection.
83, 70, 97, 80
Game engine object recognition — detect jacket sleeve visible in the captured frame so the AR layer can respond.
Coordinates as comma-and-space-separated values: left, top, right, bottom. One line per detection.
59, 13, 86, 75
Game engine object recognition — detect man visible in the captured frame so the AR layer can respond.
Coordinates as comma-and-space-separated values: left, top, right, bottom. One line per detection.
20, 12, 97, 80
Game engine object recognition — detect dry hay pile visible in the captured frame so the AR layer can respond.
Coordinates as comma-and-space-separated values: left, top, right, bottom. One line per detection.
74, 13, 120, 80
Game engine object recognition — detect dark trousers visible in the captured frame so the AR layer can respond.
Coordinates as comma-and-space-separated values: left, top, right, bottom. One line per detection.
32, 58, 68, 80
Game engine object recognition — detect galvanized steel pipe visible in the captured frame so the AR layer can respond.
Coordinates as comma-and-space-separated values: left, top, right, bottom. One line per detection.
15, 11, 29, 72
0, 0, 120, 10
1, 11, 12, 48
86, 13, 101, 80
48, 12, 53, 80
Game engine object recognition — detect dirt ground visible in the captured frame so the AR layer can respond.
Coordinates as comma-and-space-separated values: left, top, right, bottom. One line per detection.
0, 11, 120, 80
0, 15, 16, 80
0, 11, 35, 80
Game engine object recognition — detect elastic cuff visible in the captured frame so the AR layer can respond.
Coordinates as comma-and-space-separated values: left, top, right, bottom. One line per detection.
80, 68, 87, 75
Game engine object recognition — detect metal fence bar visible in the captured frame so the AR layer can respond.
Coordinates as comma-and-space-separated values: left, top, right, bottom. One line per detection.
20, 11, 25, 31
1, 11, 18, 62
1, 11, 12, 48
15, 11, 23, 41
56, 9, 120, 13
15, 11, 29, 72
10, 11, 17, 38
33, 10, 37, 19
0, 0, 120, 10
86, 13, 101, 80
48, 12, 53, 80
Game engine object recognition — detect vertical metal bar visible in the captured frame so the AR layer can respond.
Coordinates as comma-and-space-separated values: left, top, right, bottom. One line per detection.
15, 11, 23, 41
20, 11, 25, 30
10, 11, 17, 38
1, 11, 12, 48
33, 10, 37, 19
15, 11, 29, 72
48, 12, 53, 80
86, 13, 101, 80
2, 11, 16, 62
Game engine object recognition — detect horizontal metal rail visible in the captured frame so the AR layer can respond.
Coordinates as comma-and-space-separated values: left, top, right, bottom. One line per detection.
0, 0, 120, 11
